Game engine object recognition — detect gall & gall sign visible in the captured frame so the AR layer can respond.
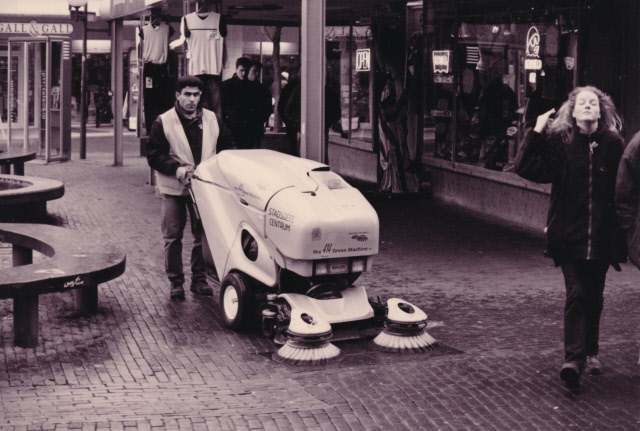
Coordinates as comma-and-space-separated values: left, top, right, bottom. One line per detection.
0, 21, 74, 37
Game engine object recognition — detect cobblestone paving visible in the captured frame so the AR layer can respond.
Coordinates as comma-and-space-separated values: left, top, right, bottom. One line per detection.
0, 131, 639, 430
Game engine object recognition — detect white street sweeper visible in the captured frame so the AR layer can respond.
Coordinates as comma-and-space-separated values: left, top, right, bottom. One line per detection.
190, 149, 437, 364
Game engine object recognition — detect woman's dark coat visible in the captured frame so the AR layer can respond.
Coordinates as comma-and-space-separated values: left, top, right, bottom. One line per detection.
515, 128, 627, 266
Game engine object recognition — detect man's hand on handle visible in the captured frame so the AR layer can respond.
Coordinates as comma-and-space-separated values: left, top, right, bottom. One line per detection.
176, 166, 194, 184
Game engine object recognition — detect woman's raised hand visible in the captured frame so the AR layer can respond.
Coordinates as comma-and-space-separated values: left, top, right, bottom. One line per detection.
534, 108, 556, 133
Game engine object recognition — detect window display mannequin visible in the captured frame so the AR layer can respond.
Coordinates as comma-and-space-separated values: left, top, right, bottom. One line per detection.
170, 0, 226, 115
139, 7, 175, 134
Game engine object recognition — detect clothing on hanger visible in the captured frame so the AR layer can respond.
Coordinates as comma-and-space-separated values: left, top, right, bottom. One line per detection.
183, 11, 224, 75
139, 20, 173, 64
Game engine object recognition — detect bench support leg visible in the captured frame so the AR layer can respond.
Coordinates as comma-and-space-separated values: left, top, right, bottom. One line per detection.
13, 162, 25, 176
14, 296, 39, 348
74, 285, 98, 314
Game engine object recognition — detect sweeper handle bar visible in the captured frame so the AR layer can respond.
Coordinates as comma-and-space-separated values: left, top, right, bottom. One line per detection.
186, 181, 201, 221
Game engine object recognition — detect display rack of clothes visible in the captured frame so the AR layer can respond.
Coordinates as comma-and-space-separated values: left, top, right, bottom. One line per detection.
139, 10, 175, 134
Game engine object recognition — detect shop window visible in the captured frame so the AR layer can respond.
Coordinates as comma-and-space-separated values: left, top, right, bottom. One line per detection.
424, 12, 577, 174
325, 25, 374, 150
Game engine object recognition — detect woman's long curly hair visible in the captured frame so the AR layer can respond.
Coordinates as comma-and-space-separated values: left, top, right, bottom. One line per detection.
548, 85, 623, 144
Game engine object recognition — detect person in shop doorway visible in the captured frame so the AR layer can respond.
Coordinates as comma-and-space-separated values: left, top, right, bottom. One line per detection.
278, 66, 301, 156
614, 129, 640, 365
246, 60, 273, 148
281, 78, 340, 162
514, 86, 626, 389
221, 57, 259, 149
146, 75, 235, 300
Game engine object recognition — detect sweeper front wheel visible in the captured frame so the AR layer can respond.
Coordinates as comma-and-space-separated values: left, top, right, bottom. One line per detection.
219, 272, 254, 331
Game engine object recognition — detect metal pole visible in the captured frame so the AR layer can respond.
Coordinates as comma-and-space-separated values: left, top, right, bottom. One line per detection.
22, 42, 29, 151
113, 19, 124, 166
80, 5, 88, 159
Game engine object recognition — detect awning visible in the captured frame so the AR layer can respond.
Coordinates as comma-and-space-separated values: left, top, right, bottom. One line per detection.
100, 0, 162, 20
71, 39, 134, 54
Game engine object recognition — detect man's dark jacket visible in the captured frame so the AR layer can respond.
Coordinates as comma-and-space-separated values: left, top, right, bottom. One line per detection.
220, 75, 254, 131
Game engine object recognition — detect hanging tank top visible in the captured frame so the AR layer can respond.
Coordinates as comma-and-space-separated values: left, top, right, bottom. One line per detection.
141, 22, 169, 64
184, 12, 224, 76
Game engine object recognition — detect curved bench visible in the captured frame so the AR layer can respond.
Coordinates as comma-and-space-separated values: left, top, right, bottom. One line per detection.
0, 150, 37, 176
0, 174, 64, 222
0, 223, 126, 347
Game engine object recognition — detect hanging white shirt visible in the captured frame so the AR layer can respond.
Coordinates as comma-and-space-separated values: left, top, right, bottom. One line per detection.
141, 22, 170, 64
183, 12, 224, 76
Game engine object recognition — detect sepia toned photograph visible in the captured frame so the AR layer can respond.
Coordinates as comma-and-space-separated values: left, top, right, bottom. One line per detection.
0, 1, 639, 429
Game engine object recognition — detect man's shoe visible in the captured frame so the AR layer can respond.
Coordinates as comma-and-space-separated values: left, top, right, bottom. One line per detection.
170, 284, 185, 300
585, 356, 603, 375
560, 362, 581, 389
190, 281, 213, 296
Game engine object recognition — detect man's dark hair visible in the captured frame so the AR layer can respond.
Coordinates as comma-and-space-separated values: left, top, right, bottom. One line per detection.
175, 75, 203, 93
251, 60, 263, 71
236, 57, 252, 69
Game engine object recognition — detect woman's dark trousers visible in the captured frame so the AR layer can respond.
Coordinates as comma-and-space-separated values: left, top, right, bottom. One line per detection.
560, 260, 608, 366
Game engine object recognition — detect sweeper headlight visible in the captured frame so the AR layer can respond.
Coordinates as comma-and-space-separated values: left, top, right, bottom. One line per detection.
314, 261, 329, 276
350, 258, 365, 273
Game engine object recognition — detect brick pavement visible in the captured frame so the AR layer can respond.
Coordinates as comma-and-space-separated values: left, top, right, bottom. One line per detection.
0, 127, 639, 430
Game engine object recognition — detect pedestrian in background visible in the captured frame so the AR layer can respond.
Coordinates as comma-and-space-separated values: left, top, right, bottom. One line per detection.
515, 85, 626, 389
616, 131, 640, 270
147, 75, 234, 300
221, 57, 260, 149
281, 78, 341, 162
278, 66, 301, 156
247, 60, 273, 148
615, 130, 640, 365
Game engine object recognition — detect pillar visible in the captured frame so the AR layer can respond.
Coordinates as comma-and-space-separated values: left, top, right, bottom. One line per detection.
300, 0, 326, 163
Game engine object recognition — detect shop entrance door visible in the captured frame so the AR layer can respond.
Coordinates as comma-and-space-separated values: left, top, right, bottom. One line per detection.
5, 37, 71, 163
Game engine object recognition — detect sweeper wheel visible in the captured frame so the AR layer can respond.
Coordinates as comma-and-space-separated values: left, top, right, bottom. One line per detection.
219, 272, 254, 330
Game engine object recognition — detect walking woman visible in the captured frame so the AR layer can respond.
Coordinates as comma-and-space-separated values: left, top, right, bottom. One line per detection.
515, 86, 627, 389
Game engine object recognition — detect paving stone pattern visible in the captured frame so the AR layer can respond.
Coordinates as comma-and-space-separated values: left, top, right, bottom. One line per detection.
0, 130, 639, 430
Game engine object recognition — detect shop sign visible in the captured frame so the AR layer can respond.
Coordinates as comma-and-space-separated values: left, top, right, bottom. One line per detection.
9, 59, 18, 122
0, 21, 74, 37
356, 49, 370, 72
41, 71, 47, 121
433, 50, 451, 74
525, 26, 542, 70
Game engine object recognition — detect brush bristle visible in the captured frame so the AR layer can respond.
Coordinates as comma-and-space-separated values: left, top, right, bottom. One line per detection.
373, 330, 438, 353
273, 341, 341, 366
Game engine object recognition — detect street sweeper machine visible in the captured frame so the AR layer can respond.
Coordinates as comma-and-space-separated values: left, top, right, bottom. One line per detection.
190, 150, 437, 364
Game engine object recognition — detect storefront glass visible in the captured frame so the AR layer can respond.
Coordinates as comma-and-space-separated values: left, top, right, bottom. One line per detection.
2, 41, 39, 150
422, 4, 579, 174
3, 37, 71, 160
326, 25, 374, 150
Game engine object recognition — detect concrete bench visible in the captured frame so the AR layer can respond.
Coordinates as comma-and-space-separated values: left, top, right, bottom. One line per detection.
0, 174, 64, 222
0, 150, 37, 176
0, 223, 126, 347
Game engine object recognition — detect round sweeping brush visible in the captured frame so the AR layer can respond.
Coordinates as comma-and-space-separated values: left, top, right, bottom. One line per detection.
273, 309, 341, 366
373, 298, 438, 353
